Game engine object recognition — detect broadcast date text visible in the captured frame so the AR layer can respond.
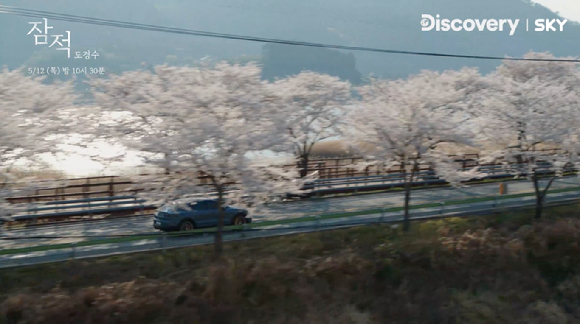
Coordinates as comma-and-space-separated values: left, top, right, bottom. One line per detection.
27, 67, 106, 75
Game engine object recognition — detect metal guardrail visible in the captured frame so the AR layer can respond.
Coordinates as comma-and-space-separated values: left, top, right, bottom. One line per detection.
300, 163, 561, 196
5, 196, 153, 223
2, 189, 250, 224
1, 186, 580, 268
2, 162, 569, 224
309, 163, 555, 188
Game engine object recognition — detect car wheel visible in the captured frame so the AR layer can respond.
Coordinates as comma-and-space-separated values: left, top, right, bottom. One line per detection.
233, 215, 246, 225
179, 220, 195, 231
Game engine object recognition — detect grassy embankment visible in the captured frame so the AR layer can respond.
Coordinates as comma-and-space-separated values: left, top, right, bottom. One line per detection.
2, 203, 580, 323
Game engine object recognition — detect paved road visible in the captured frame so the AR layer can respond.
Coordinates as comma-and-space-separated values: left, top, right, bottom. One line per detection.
2, 189, 580, 268
1, 177, 579, 249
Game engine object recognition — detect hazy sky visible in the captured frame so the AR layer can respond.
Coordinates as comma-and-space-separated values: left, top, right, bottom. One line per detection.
533, 0, 580, 22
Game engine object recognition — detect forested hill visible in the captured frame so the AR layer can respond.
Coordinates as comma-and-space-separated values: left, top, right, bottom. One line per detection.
1, 0, 578, 82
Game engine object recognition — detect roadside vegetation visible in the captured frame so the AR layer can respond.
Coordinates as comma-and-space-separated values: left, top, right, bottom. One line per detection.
3, 204, 580, 323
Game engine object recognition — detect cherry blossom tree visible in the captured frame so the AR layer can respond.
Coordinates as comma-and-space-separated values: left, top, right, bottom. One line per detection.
471, 53, 580, 220
495, 51, 580, 87
89, 62, 305, 258
270, 72, 353, 177
346, 69, 483, 232
0, 67, 81, 220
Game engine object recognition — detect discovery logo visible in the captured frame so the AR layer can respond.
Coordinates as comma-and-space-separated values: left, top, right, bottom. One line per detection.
421, 14, 567, 36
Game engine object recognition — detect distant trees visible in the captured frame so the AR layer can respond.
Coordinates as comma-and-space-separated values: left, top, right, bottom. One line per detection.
347, 69, 483, 232
164, 54, 262, 69
270, 71, 353, 178
261, 44, 362, 85
469, 52, 580, 220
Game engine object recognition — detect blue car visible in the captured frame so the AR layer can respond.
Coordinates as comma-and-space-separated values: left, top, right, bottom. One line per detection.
153, 198, 251, 232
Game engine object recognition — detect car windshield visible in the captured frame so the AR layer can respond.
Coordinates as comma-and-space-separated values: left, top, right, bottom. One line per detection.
158, 204, 175, 213
158, 201, 192, 213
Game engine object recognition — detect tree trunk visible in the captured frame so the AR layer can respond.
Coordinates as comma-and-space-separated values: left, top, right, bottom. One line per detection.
403, 162, 418, 233
403, 179, 411, 232
214, 185, 225, 259
401, 162, 414, 232
532, 173, 542, 219
163, 153, 170, 175
532, 173, 557, 220
299, 154, 309, 178
535, 195, 543, 220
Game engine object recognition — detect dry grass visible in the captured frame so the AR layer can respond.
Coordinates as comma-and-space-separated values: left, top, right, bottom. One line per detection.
4, 169, 66, 181
2, 205, 580, 323
310, 139, 476, 158
310, 139, 563, 158
309, 140, 357, 158
1, 168, 65, 187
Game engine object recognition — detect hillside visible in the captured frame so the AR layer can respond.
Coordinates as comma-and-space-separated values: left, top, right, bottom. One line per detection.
1, 0, 578, 81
